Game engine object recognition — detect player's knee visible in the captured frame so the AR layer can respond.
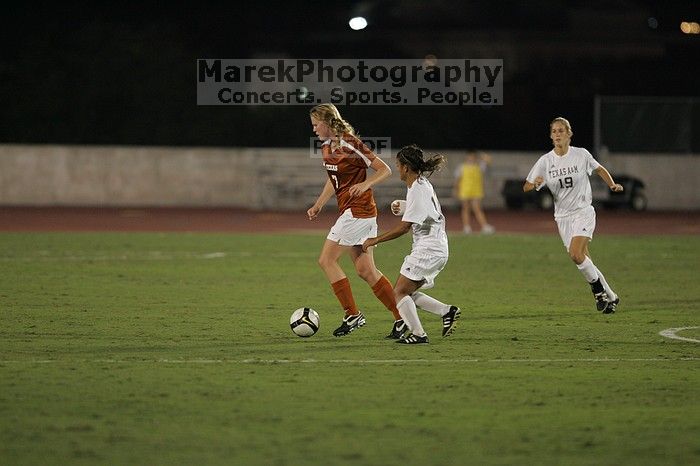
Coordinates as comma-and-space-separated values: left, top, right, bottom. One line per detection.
395, 283, 414, 301
569, 250, 585, 264
355, 265, 376, 282
394, 289, 408, 302
318, 255, 333, 270
355, 267, 369, 281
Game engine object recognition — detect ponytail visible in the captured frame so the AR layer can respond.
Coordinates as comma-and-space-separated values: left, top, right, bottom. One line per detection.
396, 144, 446, 177
310, 103, 357, 138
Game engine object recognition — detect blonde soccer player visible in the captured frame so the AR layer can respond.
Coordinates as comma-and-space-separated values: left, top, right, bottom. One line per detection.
523, 117, 623, 313
362, 144, 461, 344
307, 103, 402, 337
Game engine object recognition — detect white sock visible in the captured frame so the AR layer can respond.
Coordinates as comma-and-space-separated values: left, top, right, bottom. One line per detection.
594, 265, 617, 301
576, 257, 599, 283
411, 292, 450, 316
397, 295, 426, 337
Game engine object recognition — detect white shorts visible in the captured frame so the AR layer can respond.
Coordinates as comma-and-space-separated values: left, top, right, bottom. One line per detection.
555, 206, 596, 250
400, 252, 448, 290
327, 209, 378, 246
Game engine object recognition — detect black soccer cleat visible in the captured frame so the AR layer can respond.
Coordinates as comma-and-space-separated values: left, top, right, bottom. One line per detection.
590, 279, 609, 311
385, 319, 408, 339
593, 291, 609, 312
396, 334, 429, 344
442, 306, 461, 337
332, 312, 366, 337
603, 297, 619, 314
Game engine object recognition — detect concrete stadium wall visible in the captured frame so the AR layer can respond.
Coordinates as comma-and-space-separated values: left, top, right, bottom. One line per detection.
0, 144, 697, 210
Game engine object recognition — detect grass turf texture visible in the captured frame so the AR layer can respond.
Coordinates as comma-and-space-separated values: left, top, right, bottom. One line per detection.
1, 232, 698, 465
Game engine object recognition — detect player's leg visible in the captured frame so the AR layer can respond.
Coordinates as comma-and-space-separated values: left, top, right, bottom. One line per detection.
318, 239, 349, 283
411, 292, 461, 337
560, 208, 609, 312
411, 292, 450, 315
460, 199, 472, 234
585, 243, 619, 313
318, 239, 365, 335
569, 236, 619, 314
318, 239, 360, 315
324, 212, 372, 336
406, 254, 460, 337
346, 215, 401, 331
569, 236, 608, 312
394, 275, 429, 344
348, 244, 382, 285
348, 246, 404, 337
471, 199, 494, 234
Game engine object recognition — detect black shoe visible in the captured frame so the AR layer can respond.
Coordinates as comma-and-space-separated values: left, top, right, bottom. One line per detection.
385, 319, 408, 339
396, 334, 429, 344
442, 306, 461, 337
593, 291, 609, 312
332, 312, 366, 337
603, 297, 619, 314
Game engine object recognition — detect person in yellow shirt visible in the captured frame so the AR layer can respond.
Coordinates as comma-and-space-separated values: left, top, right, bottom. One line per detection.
454, 150, 495, 234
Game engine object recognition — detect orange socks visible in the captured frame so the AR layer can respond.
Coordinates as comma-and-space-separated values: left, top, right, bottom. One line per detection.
331, 278, 359, 316
371, 275, 401, 320
332, 276, 400, 320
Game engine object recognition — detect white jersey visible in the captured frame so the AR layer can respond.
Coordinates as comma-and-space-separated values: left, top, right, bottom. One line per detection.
526, 146, 601, 218
402, 176, 449, 256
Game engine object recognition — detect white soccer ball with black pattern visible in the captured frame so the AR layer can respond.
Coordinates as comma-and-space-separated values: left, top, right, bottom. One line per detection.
290, 307, 320, 337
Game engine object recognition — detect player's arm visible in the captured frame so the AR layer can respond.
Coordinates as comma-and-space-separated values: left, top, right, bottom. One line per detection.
524, 159, 545, 192
523, 177, 544, 192
361, 221, 412, 252
479, 152, 492, 172
307, 179, 335, 220
594, 166, 624, 192
453, 169, 462, 196
348, 157, 392, 198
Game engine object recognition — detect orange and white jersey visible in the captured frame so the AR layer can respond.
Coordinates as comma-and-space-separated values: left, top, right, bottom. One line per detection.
321, 133, 378, 218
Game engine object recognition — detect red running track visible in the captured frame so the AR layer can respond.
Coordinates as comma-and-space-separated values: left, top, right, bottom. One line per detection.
0, 207, 698, 235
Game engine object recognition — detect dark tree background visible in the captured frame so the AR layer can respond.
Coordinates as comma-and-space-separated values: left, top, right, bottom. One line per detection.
2, 1, 698, 151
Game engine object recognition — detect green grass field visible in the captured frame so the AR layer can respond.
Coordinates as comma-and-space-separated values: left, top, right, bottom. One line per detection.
1, 232, 698, 465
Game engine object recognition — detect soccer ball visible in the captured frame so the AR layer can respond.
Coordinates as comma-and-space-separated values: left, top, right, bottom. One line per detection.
290, 307, 320, 337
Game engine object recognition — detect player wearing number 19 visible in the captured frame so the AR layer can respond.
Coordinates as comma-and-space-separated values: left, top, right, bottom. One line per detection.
307, 103, 402, 337
523, 117, 623, 314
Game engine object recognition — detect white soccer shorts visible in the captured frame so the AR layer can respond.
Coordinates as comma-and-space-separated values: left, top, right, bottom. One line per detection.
327, 209, 378, 246
400, 252, 448, 289
555, 205, 596, 250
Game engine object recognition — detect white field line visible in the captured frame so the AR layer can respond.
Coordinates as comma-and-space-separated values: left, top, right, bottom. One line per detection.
659, 326, 700, 343
0, 357, 698, 365
0, 251, 314, 262
2, 250, 685, 262
240, 357, 700, 364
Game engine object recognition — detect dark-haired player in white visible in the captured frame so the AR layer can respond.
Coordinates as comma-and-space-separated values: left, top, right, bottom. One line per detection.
524, 117, 623, 313
362, 144, 460, 344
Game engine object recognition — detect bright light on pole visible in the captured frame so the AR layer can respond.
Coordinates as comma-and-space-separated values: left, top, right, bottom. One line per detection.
349, 16, 368, 30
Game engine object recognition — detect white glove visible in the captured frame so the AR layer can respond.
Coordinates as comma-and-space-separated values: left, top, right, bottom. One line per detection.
391, 200, 406, 216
